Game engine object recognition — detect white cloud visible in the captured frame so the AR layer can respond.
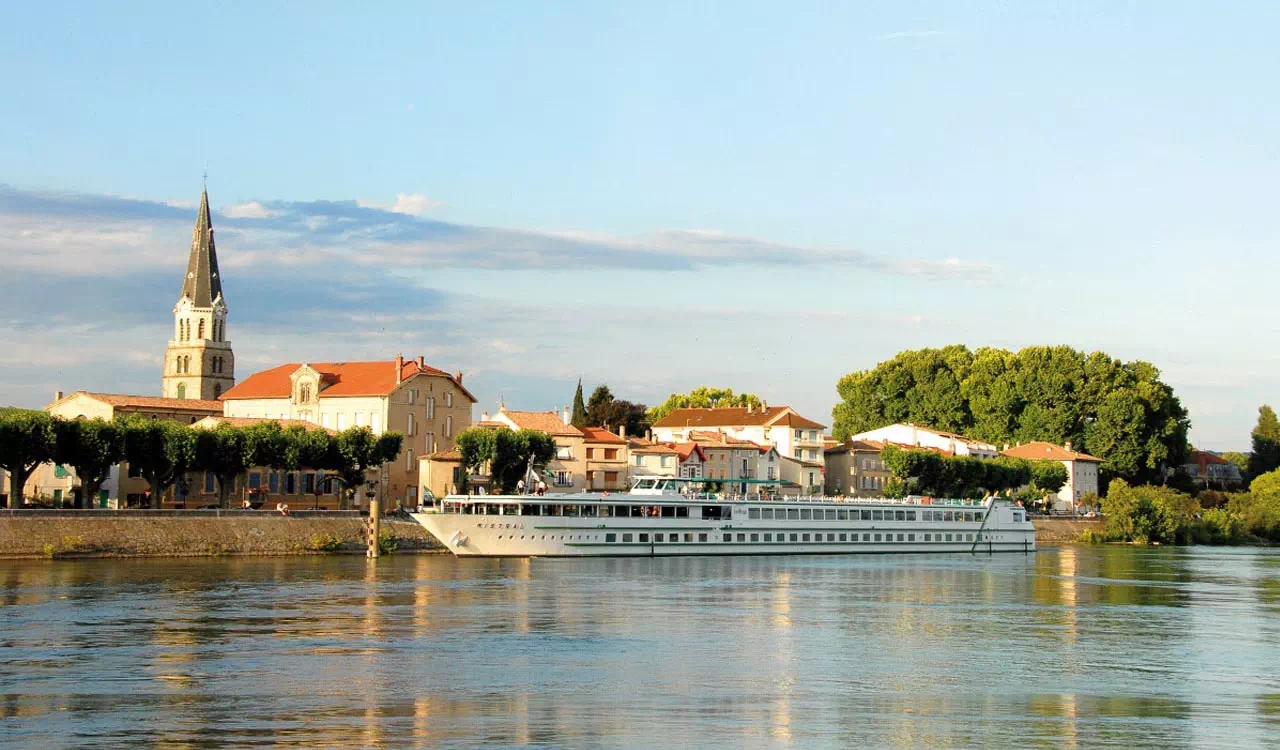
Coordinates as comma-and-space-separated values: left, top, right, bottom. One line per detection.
222, 201, 276, 219
357, 193, 444, 216
876, 30, 947, 41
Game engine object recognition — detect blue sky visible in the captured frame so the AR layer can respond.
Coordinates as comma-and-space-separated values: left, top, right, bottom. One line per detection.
2, 2, 1277, 449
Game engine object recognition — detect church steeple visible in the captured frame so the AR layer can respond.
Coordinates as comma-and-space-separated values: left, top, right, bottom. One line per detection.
163, 185, 235, 401
179, 188, 224, 307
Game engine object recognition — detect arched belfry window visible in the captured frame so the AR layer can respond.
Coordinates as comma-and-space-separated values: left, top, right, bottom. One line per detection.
177, 383, 187, 399
197, 320, 205, 340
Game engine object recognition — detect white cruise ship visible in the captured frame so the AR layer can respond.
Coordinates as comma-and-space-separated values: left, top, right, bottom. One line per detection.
411, 477, 1037, 558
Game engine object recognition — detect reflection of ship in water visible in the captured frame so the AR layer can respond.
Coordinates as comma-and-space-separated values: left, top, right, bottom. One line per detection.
413, 477, 1037, 557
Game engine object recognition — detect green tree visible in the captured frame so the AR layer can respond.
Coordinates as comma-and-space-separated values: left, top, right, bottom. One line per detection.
646, 387, 762, 423
1248, 405, 1280, 479
571, 379, 588, 428
0, 408, 57, 508
1101, 479, 1201, 544
584, 384, 649, 436
455, 427, 556, 494
194, 424, 251, 508
329, 427, 403, 509
120, 417, 196, 508
832, 345, 1190, 484
53, 418, 124, 508
1221, 451, 1251, 483
1029, 461, 1069, 495
455, 427, 498, 491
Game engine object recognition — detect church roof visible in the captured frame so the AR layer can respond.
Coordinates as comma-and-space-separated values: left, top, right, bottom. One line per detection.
220, 360, 476, 401
180, 188, 224, 308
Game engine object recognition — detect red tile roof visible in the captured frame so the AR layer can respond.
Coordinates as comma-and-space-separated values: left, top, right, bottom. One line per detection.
220, 360, 475, 401
580, 426, 625, 444
497, 409, 583, 437
1002, 441, 1103, 463
69, 392, 224, 412
424, 449, 462, 461
825, 439, 886, 454
651, 405, 825, 430
672, 442, 707, 462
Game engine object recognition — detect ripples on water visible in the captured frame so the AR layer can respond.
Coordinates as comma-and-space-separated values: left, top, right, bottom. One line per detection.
2, 547, 1279, 748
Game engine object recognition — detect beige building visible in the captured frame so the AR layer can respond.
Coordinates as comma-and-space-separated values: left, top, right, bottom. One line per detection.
849, 423, 998, 459
650, 405, 826, 465
162, 188, 235, 401
220, 355, 475, 509
823, 439, 892, 497
485, 408, 629, 492
1002, 441, 1103, 510
33, 391, 224, 506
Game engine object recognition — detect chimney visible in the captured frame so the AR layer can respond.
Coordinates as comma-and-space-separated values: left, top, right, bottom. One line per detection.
620, 424, 627, 439
646, 429, 652, 441
481, 411, 490, 422
456, 371, 463, 384
1065, 440, 1073, 452
562, 406, 570, 425
417, 355, 425, 369
395, 353, 404, 384
53, 390, 64, 401
747, 403, 753, 414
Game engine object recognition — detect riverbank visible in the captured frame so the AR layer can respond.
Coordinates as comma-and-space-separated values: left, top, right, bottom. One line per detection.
0, 511, 1100, 558
0, 510, 444, 558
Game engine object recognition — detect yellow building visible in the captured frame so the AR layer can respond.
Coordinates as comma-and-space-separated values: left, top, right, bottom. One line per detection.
486, 408, 629, 492
220, 355, 475, 509
823, 439, 892, 497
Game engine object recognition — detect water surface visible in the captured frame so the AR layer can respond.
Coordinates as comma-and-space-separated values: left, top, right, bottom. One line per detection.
2, 547, 1279, 748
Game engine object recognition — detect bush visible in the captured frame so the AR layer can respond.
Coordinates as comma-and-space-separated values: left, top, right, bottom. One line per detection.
1077, 529, 1108, 544
1196, 507, 1244, 544
377, 531, 399, 555
307, 533, 343, 552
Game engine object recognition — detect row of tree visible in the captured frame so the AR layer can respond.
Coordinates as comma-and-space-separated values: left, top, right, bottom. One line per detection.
454, 427, 558, 494
832, 345, 1190, 485
0, 408, 402, 509
569, 380, 650, 436
1099, 470, 1280, 545
878, 444, 1068, 501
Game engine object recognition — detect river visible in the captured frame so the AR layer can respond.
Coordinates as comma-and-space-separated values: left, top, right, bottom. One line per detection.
2, 546, 1278, 748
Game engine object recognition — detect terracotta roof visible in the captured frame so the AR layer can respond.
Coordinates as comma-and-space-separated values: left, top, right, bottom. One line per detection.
424, 449, 462, 461
220, 360, 476, 401
580, 426, 625, 444
629, 440, 679, 455
687, 430, 767, 450
825, 439, 885, 454
1002, 441, 1103, 463
672, 442, 707, 462
651, 405, 825, 430
473, 421, 506, 429
67, 392, 224, 412
497, 409, 583, 437
192, 416, 336, 434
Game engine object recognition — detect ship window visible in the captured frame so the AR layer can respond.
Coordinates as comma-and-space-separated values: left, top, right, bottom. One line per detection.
801, 533, 810, 542
945, 534, 953, 542
908, 534, 915, 542
967, 533, 974, 541
872, 510, 883, 521
698, 533, 707, 542
787, 509, 800, 520
636, 479, 656, 490
639, 533, 650, 543
676, 506, 689, 518
906, 511, 916, 521
790, 533, 798, 542
827, 533, 836, 542
598, 505, 612, 517
838, 510, 849, 520
896, 533, 904, 542
723, 535, 733, 543
799, 509, 812, 520
839, 533, 847, 542
564, 505, 581, 517
621, 533, 633, 542
761, 508, 774, 519
764, 533, 773, 542
895, 510, 905, 521
825, 510, 837, 520
683, 533, 692, 542
944, 511, 955, 522
863, 533, 871, 541
582, 505, 598, 517
874, 533, 883, 542
654, 533, 664, 543
861, 510, 872, 520
661, 506, 676, 518
925, 534, 931, 541
749, 508, 760, 519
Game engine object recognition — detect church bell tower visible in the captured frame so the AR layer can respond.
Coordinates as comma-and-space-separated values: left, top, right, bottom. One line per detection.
162, 187, 235, 400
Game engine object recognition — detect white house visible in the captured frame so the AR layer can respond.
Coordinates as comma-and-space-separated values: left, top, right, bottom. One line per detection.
1002, 441, 1103, 511
848, 423, 999, 459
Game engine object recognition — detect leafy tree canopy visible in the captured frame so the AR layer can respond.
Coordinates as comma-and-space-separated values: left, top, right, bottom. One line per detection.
0, 408, 57, 508
646, 387, 762, 424
585, 384, 649, 437
832, 345, 1190, 484
455, 427, 556, 493
571, 379, 588, 428
1248, 405, 1280, 479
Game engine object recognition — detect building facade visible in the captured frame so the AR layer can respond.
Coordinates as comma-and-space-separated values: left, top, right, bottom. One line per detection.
650, 405, 827, 464
162, 188, 235, 400
220, 355, 475, 509
849, 423, 999, 459
823, 439, 892, 497
1001, 441, 1103, 510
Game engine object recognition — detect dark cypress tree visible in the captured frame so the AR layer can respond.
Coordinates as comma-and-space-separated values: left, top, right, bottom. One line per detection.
571, 379, 588, 428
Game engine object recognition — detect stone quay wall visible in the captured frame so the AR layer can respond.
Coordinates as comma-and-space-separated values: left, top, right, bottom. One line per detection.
1033, 516, 1104, 545
0, 510, 444, 559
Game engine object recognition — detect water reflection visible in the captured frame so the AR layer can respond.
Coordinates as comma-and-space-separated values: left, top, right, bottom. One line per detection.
1, 548, 1279, 747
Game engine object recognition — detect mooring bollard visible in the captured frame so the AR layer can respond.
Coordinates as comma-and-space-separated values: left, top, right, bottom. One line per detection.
367, 497, 381, 558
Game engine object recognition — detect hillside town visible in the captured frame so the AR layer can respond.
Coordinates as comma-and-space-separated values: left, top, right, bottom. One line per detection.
0, 189, 1250, 514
